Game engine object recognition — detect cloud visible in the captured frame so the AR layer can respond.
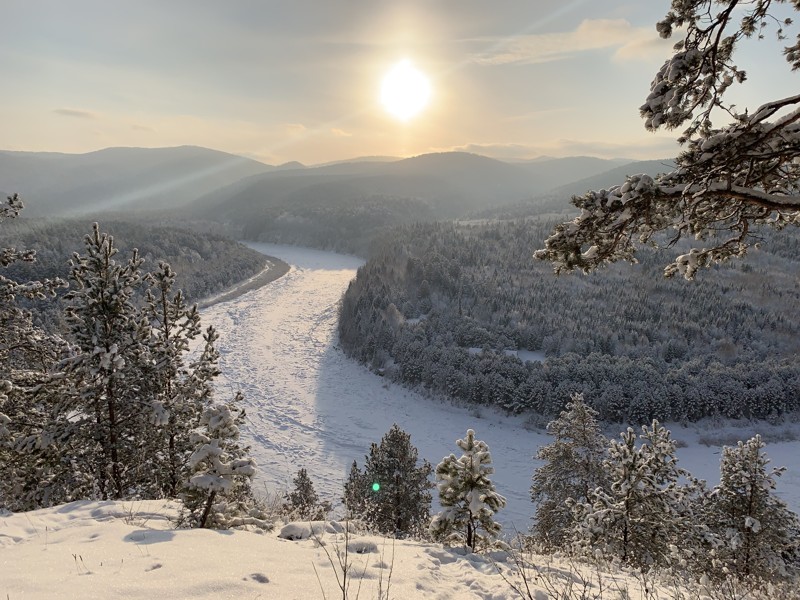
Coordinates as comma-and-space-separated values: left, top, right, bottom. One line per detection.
429, 142, 548, 161
284, 123, 307, 135
472, 19, 672, 65
613, 35, 676, 61
330, 128, 352, 137
53, 108, 98, 119
431, 135, 680, 161
131, 123, 156, 132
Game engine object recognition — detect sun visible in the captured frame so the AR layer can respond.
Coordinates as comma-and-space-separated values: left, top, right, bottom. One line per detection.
381, 60, 431, 121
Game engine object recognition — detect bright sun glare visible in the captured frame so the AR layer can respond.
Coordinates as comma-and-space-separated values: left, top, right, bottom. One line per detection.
381, 60, 431, 121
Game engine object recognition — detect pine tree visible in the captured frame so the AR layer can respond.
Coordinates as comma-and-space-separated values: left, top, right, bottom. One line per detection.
705, 435, 800, 580
0, 194, 69, 510
344, 424, 433, 537
430, 428, 506, 552
54, 223, 152, 499
140, 261, 205, 497
284, 467, 329, 520
1, 217, 261, 513
181, 393, 265, 529
530, 393, 608, 550
343, 459, 368, 517
571, 421, 687, 570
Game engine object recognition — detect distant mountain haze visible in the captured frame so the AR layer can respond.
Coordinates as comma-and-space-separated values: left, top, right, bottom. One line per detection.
187, 151, 663, 221
550, 158, 676, 198
0, 146, 673, 242
0, 146, 273, 216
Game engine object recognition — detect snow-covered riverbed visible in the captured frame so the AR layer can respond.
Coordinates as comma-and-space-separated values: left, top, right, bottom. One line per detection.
201, 243, 800, 529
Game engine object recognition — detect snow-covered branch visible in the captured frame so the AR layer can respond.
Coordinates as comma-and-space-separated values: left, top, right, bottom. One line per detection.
536, 1, 800, 278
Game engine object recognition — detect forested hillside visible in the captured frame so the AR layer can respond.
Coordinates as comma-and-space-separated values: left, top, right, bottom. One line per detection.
339, 219, 800, 422
183, 153, 651, 255
0, 218, 267, 329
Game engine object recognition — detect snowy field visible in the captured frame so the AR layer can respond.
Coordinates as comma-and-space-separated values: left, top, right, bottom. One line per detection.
200, 243, 800, 529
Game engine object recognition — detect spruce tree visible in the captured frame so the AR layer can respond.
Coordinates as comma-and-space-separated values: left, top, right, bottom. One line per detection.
430, 428, 506, 552
344, 424, 433, 537
530, 393, 608, 550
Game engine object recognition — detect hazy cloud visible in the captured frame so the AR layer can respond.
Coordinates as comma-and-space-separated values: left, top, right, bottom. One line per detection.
613, 34, 676, 62
53, 108, 98, 119
434, 135, 679, 161
285, 123, 307, 135
330, 128, 353, 137
430, 142, 548, 161
472, 19, 670, 65
131, 123, 156, 132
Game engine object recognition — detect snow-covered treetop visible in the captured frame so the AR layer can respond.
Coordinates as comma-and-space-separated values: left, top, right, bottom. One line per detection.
536, 0, 800, 279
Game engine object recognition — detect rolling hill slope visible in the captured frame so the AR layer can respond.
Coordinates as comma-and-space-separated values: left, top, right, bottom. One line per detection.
0, 145, 273, 216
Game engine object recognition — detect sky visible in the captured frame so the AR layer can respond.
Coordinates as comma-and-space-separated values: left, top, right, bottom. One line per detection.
1, 0, 796, 165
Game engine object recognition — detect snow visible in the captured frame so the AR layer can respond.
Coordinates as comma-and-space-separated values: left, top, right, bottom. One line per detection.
197, 243, 800, 529
0, 500, 676, 599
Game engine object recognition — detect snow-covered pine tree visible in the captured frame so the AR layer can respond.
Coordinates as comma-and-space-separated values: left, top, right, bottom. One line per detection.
345, 424, 433, 537
343, 459, 368, 518
536, 0, 800, 278
704, 435, 800, 580
530, 393, 608, 550
181, 389, 266, 529
55, 223, 152, 499
0, 194, 67, 510
140, 261, 204, 498
284, 467, 329, 520
571, 421, 687, 570
430, 428, 506, 552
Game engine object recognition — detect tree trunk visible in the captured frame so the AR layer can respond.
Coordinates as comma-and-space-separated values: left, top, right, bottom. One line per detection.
107, 384, 123, 499
199, 490, 217, 528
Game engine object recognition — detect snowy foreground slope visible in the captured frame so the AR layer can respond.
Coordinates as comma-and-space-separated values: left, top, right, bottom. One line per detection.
0, 500, 667, 600
202, 243, 800, 527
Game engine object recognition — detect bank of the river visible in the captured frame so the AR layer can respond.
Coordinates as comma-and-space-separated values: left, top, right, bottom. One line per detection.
197, 255, 290, 308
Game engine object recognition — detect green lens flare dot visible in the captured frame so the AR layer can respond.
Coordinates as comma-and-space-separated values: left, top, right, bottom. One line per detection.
372, 482, 380, 492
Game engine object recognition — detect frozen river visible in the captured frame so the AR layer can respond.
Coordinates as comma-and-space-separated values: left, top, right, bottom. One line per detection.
201, 243, 800, 529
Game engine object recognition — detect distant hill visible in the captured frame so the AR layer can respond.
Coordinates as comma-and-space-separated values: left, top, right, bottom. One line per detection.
276, 161, 306, 170
177, 151, 655, 253
550, 158, 675, 197
0, 145, 676, 254
0, 146, 273, 216
473, 158, 677, 220
315, 155, 401, 166
189, 152, 636, 218
514, 156, 634, 191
